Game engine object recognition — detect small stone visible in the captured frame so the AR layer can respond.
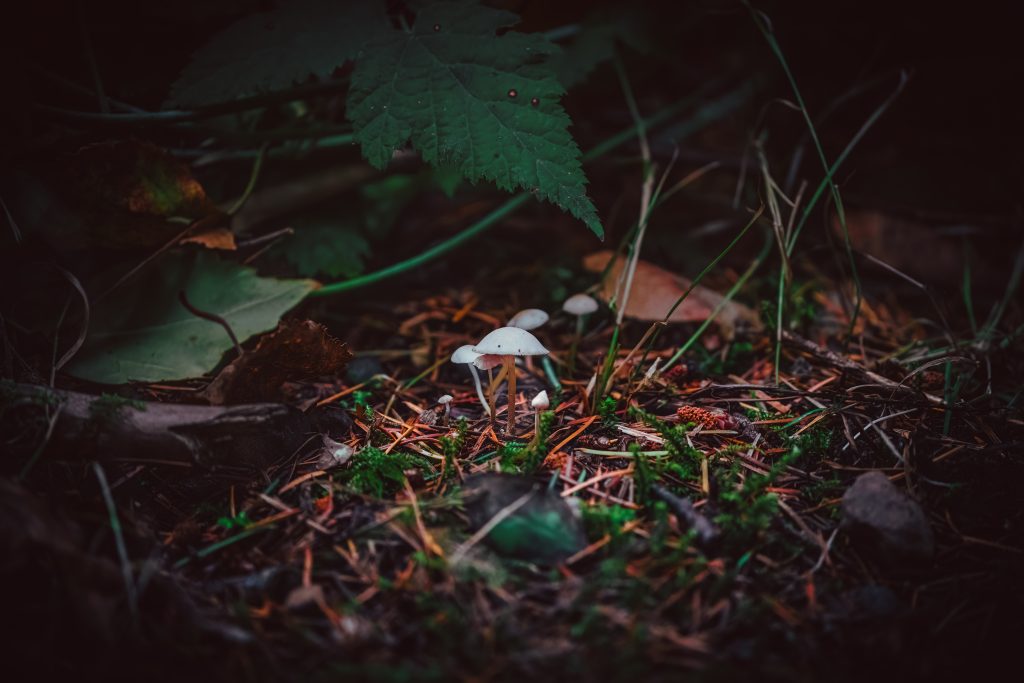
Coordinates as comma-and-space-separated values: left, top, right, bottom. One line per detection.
841, 472, 935, 573
462, 473, 586, 564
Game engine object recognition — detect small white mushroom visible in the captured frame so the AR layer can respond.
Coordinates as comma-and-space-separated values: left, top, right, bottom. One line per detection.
472, 327, 549, 434
562, 293, 599, 317
508, 308, 549, 331
438, 394, 453, 426
531, 390, 550, 440
562, 293, 599, 373
450, 345, 490, 416
531, 390, 550, 410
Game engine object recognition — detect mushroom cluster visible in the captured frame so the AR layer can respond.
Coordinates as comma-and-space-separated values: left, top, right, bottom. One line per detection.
447, 296, 599, 436
473, 327, 549, 434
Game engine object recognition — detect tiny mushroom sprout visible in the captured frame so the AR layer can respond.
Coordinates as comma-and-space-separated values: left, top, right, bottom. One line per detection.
437, 394, 453, 426
531, 389, 550, 440
508, 308, 549, 331
562, 293, 599, 373
450, 345, 490, 416
472, 327, 549, 435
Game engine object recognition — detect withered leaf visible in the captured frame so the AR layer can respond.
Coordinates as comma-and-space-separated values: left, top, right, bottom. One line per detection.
181, 226, 237, 250
583, 250, 761, 337
201, 319, 352, 405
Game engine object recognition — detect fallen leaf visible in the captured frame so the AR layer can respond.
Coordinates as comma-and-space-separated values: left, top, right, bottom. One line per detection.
583, 250, 761, 336
201, 318, 352, 404
67, 251, 315, 384
181, 226, 237, 250
314, 435, 354, 470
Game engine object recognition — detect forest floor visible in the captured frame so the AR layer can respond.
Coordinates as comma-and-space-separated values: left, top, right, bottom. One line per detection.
3, 262, 1022, 682
3, 3, 1024, 678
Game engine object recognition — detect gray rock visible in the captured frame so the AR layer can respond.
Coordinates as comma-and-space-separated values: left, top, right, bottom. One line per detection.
841, 471, 935, 572
461, 473, 586, 565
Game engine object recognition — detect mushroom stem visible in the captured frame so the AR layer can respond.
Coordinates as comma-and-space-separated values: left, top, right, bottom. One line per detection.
568, 315, 584, 374
487, 366, 504, 426
504, 355, 517, 435
468, 366, 490, 416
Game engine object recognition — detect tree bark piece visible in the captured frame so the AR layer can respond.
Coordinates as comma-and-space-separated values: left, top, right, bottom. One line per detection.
7, 384, 334, 468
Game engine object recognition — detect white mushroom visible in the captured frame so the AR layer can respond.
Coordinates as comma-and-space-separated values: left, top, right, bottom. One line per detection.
508, 308, 549, 331
472, 327, 549, 434
562, 293, 599, 373
531, 390, 550, 439
450, 345, 490, 416
562, 293, 599, 317
531, 390, 550, 410
438, 394, 453, 426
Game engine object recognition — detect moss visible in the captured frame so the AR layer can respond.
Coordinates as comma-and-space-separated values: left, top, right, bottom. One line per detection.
582, 503, 637, 541
88, 393, 146, 425
437, 417, 468, 482
597, 396, 619, 426
499, 410, 555, 473
343, 446, 427, 498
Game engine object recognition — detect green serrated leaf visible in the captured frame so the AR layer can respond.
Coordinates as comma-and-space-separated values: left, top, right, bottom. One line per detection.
167, 0, 382, 107
347, 1, 603, 237
67, 251, 315, 384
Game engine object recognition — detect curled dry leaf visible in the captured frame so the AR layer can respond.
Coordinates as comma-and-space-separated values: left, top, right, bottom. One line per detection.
181, 226, 237, 250
201, 319, 352, 405
583, 250, 761, 337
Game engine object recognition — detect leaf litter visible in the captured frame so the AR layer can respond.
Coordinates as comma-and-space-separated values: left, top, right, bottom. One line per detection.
7, 268, 1021, 680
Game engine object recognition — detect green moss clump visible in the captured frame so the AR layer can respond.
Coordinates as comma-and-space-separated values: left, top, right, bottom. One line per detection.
344, 446, 426, 498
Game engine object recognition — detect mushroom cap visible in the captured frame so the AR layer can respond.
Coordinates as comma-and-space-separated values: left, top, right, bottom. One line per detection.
473, 354, 504, 371
508, 308, 549, 331
531, 390, 550, 410
472, 327, 549, 357
450, 344, 482, 364
438, 394, 453, 405
563, 293, 599, 315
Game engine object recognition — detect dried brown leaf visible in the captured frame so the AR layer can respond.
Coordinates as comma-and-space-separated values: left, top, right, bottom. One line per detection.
583, 250, 761, 336
181, 226, 237, 250
201, 319, 352, 405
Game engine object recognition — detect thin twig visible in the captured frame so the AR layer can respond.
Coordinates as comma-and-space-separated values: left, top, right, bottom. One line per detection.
178, 290, 243, 359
